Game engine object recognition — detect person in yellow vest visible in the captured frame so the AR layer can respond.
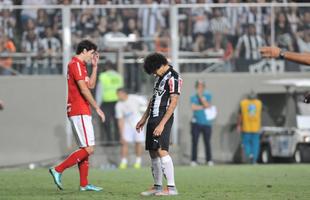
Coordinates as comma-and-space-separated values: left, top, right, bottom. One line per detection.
237, 91, 262, 164
96, 61, 124, 144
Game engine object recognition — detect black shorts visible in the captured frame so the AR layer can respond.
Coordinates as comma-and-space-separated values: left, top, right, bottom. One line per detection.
146, 116, 174, 151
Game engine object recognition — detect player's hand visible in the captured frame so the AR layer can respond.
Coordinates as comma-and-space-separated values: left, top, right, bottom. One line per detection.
259, 46, 281, 59
96, 108, 105, 122
153, 123, 164, 137
92, 52, 99, 67
136, 118, 146, 133
304, 91, 310, 104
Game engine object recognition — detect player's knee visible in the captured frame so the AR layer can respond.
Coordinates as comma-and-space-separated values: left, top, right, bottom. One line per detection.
158, 149, 168, 157
85, 146, 94, 154
149, 150, 159, 159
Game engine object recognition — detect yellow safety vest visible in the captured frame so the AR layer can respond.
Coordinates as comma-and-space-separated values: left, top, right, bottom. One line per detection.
240, 99, 262, 133
98, 70, 123, 102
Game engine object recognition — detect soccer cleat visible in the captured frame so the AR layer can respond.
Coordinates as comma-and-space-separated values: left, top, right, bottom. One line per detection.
140, 185, 162, 196
80, 184, 103, 192
133, 162, 141, 169
119, 163, 127, 169
190, 161, 198, 167
49, 167, 63, 190
207, 161, 214, 167
155, 186, 178, 196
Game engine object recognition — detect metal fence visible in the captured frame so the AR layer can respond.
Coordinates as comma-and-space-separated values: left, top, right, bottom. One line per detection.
1, 3, 310, 78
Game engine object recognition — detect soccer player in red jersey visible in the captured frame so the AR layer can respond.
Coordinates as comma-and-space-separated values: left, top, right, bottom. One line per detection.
49, 40, 105, 192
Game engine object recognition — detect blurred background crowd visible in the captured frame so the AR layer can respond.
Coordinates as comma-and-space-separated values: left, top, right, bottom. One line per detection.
0, 0, 310, 76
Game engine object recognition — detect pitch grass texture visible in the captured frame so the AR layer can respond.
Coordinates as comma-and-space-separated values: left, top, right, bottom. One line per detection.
1, 164, 310, 200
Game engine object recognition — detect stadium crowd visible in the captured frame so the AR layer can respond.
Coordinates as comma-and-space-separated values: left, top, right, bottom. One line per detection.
0, 0, 310, 75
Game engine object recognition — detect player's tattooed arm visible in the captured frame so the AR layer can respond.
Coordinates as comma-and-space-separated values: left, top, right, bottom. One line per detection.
153, 94, 179, 136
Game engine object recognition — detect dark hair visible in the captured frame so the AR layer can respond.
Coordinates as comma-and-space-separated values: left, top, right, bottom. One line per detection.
195, 80, 205, 88
76, 40, 97, 55
117, 88, 128, 93
143, 52, 168, 74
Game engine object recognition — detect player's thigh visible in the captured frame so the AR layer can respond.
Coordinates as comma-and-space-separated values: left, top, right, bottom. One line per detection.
123, 124, 135, 143
159, 116, 174, 151
145, 119, 159, 150
69, 115, 95, 147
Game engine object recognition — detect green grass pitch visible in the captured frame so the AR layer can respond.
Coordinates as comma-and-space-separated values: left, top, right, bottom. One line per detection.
1, 164, 310, 200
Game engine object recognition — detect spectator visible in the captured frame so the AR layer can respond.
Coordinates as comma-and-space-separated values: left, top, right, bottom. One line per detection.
191, 1, 211, 36
22, 18, 39, 41
138, 0, 167, 49
192, 33, 207, 52
116, 88, 147, 169
225, 0, 243, 37
40, 26, 62, 74
286, 6, 300, 33
79, 8, 98, 36
101, 20, 127, 52
0, 9, 16, 40
190, 80, 214, 167
205, 32, 233, 72
209, 8, 231, 35
97, 16, 108, 37
96, 61, 124, 144
240, 6, 270, 36
295, 27, 310, 70
235, 24, 265, 60
275, 12, 295, 51
179, 21, 193, 51
237, 91, 262, 164
0, 34, 16, 75
155, 29, 170, 53
123, 17, 138, 36
36, 9, 50, 38
21, 28, 41, 74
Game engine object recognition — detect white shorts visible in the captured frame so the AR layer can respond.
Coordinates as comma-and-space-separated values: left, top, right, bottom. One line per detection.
123, 123, 145, 143
69, 115, 95, 147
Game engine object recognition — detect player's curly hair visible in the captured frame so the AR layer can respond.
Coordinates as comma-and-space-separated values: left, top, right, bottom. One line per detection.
76, 40, 97, 55
143, 53, 168, 74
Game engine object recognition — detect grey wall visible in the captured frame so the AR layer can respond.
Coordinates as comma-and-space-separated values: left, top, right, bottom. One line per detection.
1, 73, 310, 167
0, 76, 67, 167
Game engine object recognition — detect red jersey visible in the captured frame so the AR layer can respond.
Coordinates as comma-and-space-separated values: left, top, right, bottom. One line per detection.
67, 57, 91, 117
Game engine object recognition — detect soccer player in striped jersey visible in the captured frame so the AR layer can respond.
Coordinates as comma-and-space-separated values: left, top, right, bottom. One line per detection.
136, 53, 182, 196
49, 40, 105, 192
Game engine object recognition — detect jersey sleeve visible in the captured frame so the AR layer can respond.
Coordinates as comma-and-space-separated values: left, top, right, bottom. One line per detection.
70, 62, 86, 81
168, 75, 182, 95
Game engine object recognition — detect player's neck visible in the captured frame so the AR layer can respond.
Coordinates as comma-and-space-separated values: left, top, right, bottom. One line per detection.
75, 55, 86, 63
157, 65, 170, 77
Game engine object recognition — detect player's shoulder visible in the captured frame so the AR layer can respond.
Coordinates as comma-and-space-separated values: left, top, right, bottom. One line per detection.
168, 67, 181, 80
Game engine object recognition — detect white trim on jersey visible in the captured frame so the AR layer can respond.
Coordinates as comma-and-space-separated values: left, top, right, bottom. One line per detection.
77, 62, 82, 76
69, 115, 95, 147
178, 79, 183, 94
169, 77, 175, 93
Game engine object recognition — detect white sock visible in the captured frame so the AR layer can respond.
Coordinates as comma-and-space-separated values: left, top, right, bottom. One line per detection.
135, 157, 142, 164
161, 155, 175, 187
121, 158, 128, 165
151, 157, 162, 186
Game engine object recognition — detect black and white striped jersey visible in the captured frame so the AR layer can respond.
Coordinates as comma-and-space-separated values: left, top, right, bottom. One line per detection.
149, 66, 182, 118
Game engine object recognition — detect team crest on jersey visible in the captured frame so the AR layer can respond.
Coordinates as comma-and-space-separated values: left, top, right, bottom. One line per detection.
154, 88, 166, 96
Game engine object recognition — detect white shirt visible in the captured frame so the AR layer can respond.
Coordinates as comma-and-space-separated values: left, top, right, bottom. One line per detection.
115, 94, 147, 128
